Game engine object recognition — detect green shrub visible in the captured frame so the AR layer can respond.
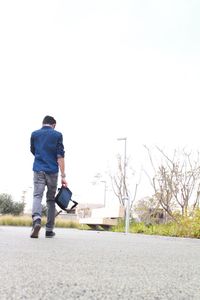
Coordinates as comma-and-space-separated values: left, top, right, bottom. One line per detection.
130, 222, 146, 234
0, 193, 25, 215
0, 194, 14, 214
112, 219, 125, 232
12, 202, 25, 216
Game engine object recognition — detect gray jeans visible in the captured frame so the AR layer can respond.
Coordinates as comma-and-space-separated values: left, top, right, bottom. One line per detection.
32, 171, 58, 231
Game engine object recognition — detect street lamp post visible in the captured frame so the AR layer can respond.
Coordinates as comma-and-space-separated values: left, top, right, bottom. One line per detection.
100, 180, 106, 207
117, 137, 130, 234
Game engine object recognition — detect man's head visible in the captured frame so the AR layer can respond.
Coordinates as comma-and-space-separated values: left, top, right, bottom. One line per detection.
42, 116, 56, 128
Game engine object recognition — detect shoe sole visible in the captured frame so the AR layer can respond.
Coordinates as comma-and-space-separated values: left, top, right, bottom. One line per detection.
30, 224, 41, 238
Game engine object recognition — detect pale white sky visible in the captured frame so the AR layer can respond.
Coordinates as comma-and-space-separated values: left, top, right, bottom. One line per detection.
0, 1, 200, 209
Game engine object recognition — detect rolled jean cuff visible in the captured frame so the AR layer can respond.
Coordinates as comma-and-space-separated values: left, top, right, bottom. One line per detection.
33, 215, 41, 221
46, 227, 53, 232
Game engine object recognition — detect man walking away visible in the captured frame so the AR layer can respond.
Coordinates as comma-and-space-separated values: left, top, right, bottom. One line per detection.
30, 115, 67, 238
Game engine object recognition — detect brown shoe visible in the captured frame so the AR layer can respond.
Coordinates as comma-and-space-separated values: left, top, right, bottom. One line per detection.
30, 219, 41, 238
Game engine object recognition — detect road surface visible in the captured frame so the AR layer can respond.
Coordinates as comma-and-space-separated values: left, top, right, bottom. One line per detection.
0, 226, 200, 299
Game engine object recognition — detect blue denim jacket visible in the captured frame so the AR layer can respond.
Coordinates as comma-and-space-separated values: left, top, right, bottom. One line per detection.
30, 126, 65, 174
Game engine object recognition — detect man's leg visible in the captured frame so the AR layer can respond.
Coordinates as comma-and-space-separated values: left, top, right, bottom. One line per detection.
45, 173, 58, 236
31, 172, 46, 238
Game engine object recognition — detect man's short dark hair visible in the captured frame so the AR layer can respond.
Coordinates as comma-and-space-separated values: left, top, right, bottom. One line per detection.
42, 115, 56, 125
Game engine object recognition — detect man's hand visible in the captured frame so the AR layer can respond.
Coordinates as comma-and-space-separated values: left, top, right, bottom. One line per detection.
61, 178, 68, 187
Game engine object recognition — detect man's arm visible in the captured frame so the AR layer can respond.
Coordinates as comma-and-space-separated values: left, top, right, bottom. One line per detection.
30, 135, 35, 155
57, 157, 67, 187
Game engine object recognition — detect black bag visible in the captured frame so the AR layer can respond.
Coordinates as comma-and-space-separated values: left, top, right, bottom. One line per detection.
55, 186, 78, 216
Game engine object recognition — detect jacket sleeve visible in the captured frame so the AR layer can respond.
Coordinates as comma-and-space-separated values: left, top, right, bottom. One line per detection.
57, 133, 65, 158
30, 134, 35, 155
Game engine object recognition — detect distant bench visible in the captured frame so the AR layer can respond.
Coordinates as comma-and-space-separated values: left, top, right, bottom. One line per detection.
79, 205, 124, 230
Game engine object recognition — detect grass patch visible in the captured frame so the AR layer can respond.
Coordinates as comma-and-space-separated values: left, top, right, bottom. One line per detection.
0, 215, 80, 229
0, 215, 32, 226
55, 218, 80, 229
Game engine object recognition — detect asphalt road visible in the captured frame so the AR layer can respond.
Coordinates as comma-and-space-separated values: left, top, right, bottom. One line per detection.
0, 226, 200, 300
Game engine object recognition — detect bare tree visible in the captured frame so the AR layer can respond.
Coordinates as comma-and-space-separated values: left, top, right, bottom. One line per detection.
144, 146, 200, 220
110, 155, 125, 206
110, 154, 140, 210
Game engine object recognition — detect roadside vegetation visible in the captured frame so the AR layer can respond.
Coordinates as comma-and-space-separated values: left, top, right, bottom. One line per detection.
113, 210, 200, 238
1, 212, 200, 238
